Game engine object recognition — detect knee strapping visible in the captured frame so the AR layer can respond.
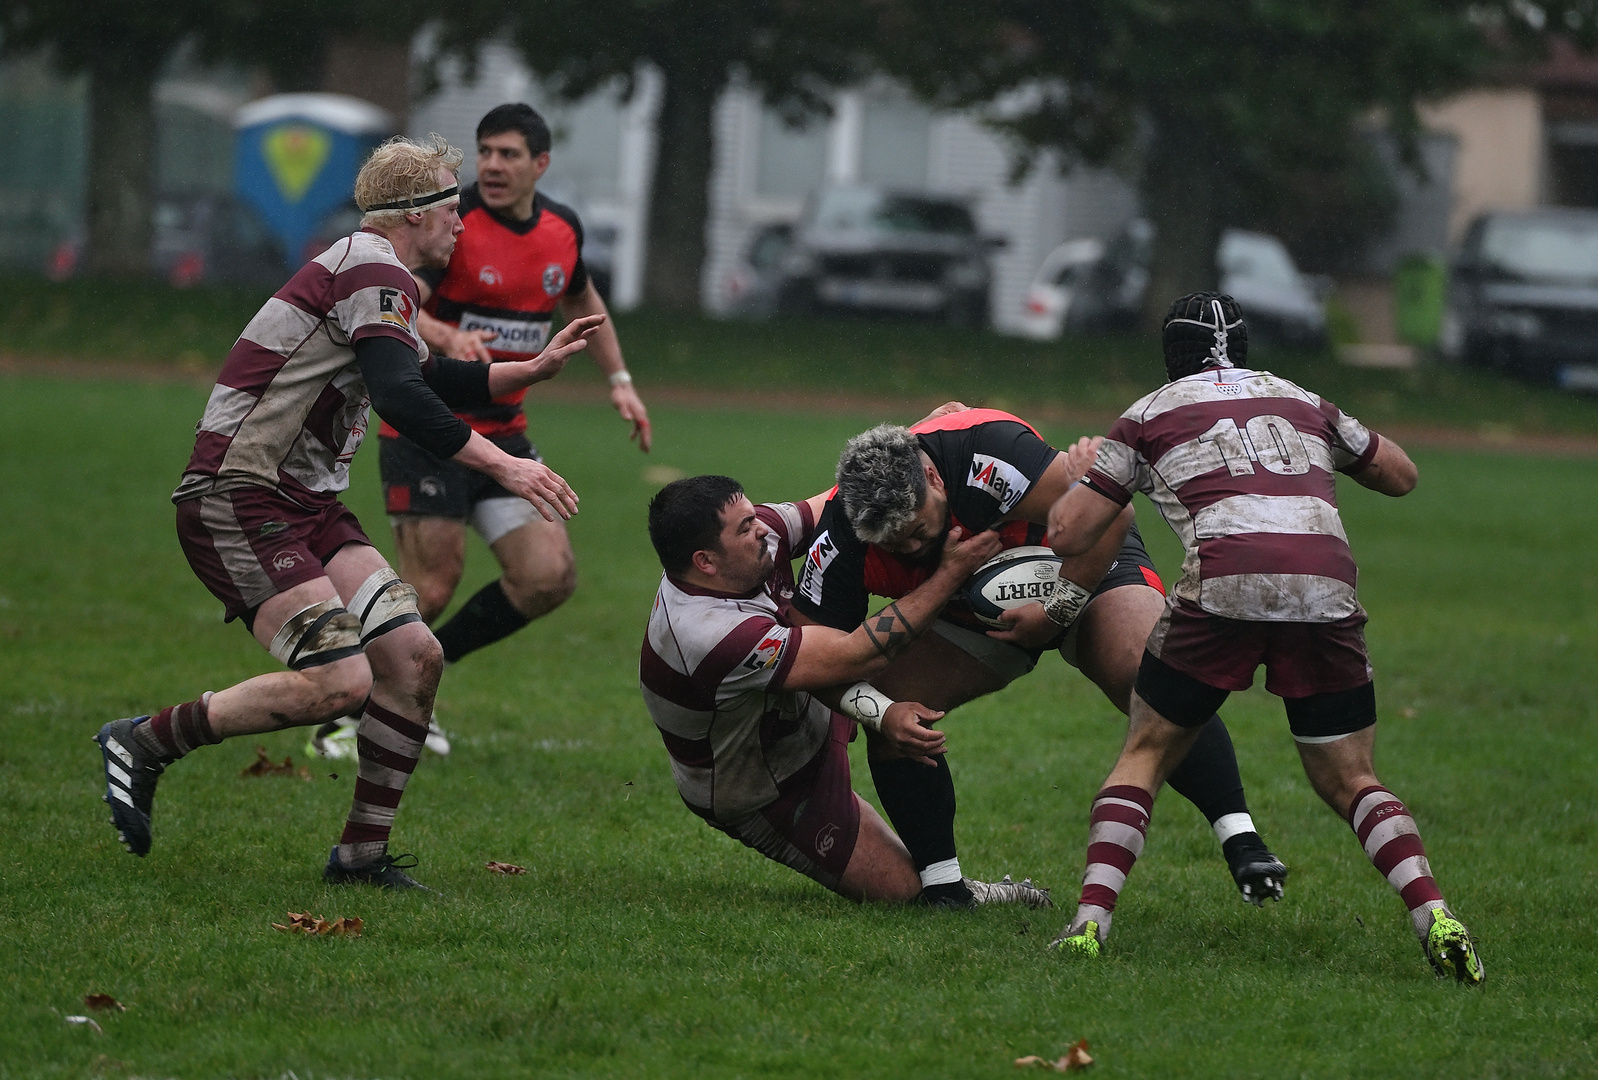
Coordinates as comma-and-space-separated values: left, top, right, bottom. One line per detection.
269, 599, 364, 670
349, 567, 424, 645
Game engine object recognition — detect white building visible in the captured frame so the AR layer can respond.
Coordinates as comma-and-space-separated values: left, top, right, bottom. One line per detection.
409, 48, 1140, 333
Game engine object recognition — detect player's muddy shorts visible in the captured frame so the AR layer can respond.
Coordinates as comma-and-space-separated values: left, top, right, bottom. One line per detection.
1145, 599, 1373, 697
712, 714, 861, 891
380, 432, 544, 543
931, 522, 1165, 684
175, 489, 372, 626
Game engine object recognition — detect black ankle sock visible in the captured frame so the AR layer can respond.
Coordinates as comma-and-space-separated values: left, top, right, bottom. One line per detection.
867, 755, 958, 872
432, 580, 529, 664
1165, 714, 1249, 825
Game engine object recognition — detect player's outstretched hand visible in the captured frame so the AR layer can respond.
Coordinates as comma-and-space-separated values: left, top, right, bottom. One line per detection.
938, 525, 1004, 580
1061, 435, 1104, 485
985, 602, 1061, 649
526, 313, 607, 383
494, 458, 579, 521
881, 701, 947, 766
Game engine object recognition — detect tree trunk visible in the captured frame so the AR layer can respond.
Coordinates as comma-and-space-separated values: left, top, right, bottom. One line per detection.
85, 55, 157, 278
1139, 113, 1225, 334
644, 74, 718, 311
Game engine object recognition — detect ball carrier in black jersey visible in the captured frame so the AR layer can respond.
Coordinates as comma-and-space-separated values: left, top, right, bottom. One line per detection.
790, 405, 1286, 907
319, 104, 652, 758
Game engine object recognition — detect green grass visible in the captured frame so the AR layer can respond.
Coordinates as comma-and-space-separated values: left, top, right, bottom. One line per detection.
1, 374, 1596, 1079
5, 274, 1598, 440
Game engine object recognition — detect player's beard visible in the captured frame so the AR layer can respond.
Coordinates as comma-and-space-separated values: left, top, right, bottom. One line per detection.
910, 503, 953, 568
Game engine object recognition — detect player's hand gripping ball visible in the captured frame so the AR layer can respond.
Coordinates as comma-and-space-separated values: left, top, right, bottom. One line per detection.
964, 546, 1063, 629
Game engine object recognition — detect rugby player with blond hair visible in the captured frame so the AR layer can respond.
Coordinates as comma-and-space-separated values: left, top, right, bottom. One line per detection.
94, 135, 603, 889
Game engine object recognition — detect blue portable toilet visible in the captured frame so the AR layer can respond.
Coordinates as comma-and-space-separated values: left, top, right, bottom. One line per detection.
234, 93, 395, 269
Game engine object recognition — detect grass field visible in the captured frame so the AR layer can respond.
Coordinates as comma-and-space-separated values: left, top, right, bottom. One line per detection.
2, 370, 1596, 1080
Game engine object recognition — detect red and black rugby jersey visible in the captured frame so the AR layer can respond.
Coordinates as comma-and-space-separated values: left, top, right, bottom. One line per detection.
380, 185, 589, 440
790, 409, 1059, 631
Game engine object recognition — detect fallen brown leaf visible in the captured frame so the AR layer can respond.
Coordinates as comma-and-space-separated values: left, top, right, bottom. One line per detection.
1064, 1040, 1093, 1071
241, 745, 303, 778
1014, 1041, 1093, 1072
485, 861, 527, 875
82, 994, 124, 1011
272, 911, 362, 937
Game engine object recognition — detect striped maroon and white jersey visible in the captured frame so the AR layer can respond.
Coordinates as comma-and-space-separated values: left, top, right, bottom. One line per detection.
640, 501, 832, 823
173, 230, 428, 508
1081, 367, 1380, 622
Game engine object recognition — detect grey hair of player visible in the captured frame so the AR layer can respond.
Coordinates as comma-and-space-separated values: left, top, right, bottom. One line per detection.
835, 423, 929, 545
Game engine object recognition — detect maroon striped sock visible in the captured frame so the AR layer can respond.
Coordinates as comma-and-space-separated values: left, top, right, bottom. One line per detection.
132, 693, 218, 763
1348, 785, 1448, 938
1067, 784, 1154, 941
337, 700, 427, 867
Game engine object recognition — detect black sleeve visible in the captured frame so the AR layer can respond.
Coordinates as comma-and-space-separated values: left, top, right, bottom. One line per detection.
413, 265, 446, 292
933, 420, 1060, 529
789, 499, 872, 630
354, 335, 474, 460
567, 255, 590, 298
420, 354, 494, 409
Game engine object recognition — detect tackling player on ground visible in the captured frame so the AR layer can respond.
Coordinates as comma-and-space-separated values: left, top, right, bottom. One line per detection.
1047, 293, 1483, 983
94, 135, 602, 889
314, 104, 650, 758
791, 407, 1285, 908
641, 475, 1050, 906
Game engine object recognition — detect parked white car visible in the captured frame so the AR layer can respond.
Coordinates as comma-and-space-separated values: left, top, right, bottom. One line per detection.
1015, 238, 1106, 340
1017, 222, 1326, 348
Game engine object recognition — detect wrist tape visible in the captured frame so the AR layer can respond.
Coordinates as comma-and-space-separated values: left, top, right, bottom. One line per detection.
1043, 574, 1093, 628
839, 682, 894, 733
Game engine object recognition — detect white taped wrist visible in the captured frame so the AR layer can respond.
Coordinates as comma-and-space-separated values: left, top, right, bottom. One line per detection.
839, 682, 894, 733
1043, 574, 1093, 628
607, 370, 633, 387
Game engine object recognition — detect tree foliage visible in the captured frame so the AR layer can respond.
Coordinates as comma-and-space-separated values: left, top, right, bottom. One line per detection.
0, 1, 428, 275
866, 1, 1530, 322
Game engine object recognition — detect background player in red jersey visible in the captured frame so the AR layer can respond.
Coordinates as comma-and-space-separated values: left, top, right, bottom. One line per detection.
1045, 292, 1482, 984
791, 407, 1285, 908
325, 105, 651, 758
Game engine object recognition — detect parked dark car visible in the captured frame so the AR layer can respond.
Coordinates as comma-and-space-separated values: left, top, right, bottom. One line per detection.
1440, 208, 1598, 388
775, 186, 1002, 326
723, 223, 795, 318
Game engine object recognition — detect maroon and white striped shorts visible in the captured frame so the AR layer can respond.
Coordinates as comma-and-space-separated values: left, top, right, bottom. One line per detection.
1146, 599, 1373, 699
174, 488, 372, 624
717, 713, 861, 890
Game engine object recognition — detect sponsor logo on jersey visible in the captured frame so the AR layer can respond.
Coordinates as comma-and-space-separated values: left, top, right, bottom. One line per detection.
458, 311, 551, 355
478, 265, 502, 286
742, 631, 787, 671
270, 550, 302, 571
967, 454, 1029, 513
798, 530, 837, 605
542, 263, 567, 297
419, 477, 445, 498
814, 822, 840, 858
377, 287, 415, 329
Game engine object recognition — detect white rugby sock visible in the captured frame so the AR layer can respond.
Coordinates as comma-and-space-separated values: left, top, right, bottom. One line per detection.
1212, 812, 1258, 845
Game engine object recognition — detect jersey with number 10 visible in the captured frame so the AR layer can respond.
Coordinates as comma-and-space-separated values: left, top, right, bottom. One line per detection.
1081, 367, 1380, 623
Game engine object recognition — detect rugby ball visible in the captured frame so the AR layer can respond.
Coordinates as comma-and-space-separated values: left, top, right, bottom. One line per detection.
964, 546, 1062, 629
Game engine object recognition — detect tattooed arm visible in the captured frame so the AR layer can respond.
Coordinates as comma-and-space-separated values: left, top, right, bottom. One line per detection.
781, 525, 1002, 691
